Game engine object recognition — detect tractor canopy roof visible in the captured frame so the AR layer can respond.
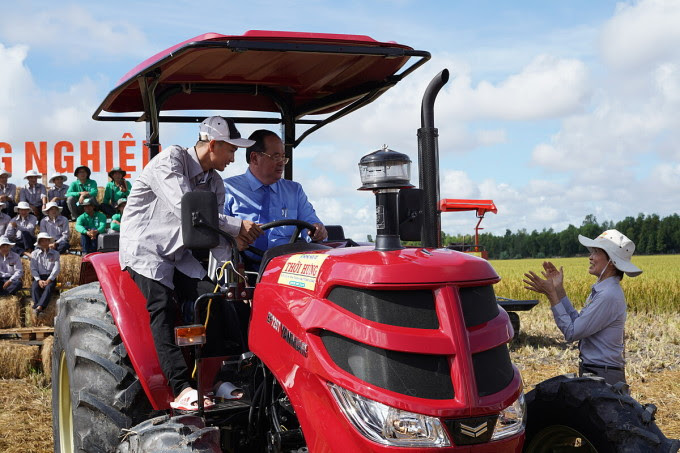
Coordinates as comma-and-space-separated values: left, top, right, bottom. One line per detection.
93, 30, 430, 148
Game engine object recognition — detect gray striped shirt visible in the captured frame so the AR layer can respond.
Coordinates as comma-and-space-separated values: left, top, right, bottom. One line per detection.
39, 216, 70, 244
119, 145, 241, 288
30, 248, 61, 281
551, 276, 626, 368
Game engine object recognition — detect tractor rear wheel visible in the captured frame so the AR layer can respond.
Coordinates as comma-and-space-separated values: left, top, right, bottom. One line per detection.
52, 282, 154, 452
524, 374, 680, 453
115, 415, 221, 452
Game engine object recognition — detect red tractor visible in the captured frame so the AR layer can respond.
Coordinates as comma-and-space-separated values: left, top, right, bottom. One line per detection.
51, 31, 678, 453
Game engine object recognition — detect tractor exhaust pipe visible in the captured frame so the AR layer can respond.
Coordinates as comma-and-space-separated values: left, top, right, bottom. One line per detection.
418, 69, 449, 248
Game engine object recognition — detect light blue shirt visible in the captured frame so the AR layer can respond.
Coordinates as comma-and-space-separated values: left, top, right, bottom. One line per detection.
551, 276, 626, 367
224, 169, 322, 250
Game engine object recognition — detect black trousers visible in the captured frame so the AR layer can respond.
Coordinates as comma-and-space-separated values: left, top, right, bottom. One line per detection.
128, 267, 250, 397
12, 232, 36, 255
31, 273, 56, 309
128, 268, 207, 397
0, 277, 22, 296
579, 362, 627, 388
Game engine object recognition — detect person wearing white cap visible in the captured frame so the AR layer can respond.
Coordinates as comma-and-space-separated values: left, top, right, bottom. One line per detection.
0, 235, 23, 296
47, 174, 70, 220
0, 168, 17, 215
120, 116, 263, 411
30, 232, 60, 315
6, 201, 38, 256
19, 169, 48, 218
0, 202, 11, 237
40, 201, 70, 254
524, 229, 642, 387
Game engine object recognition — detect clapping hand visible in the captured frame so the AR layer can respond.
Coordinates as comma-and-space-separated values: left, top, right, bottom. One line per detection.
523, 261, 563, 306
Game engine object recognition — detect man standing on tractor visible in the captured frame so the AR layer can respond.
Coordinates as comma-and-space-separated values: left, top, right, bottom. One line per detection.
223, 130, 327, 261
120, 116, 263, 411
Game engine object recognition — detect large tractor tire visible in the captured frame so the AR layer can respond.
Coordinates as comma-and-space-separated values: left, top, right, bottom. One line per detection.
115, 415, 221, 452
524, 374, 680, 453
52, 282, 155, 453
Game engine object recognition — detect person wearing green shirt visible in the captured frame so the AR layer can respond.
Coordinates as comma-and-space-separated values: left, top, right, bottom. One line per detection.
101, 167, 132, 217
66, 166, 99, 221
110, 198, 126, 232
75, 198, 106, 254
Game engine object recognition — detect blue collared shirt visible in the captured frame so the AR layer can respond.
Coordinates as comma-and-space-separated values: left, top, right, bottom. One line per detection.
223, 169, 322, 250
551, 276, 626, 367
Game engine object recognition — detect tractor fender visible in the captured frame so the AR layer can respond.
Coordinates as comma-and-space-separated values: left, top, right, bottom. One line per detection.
82, 252, 174, 410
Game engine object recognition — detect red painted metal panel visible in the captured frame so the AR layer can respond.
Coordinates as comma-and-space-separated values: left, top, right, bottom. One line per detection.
86, 252, 173, 410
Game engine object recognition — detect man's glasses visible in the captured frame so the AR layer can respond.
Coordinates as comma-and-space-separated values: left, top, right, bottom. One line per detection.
258, 152, 289, 164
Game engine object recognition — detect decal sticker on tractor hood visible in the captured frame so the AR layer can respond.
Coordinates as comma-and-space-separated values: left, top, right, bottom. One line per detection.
277, 254, 329, 291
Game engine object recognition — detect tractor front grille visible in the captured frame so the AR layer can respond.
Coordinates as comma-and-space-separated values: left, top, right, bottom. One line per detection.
472, 344, 514, 397
458, 285, 498, 327
320, 330, 454, 400
326, 286, 438, 329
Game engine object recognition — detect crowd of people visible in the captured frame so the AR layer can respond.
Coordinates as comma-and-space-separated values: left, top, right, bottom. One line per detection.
0, 165, 130, 315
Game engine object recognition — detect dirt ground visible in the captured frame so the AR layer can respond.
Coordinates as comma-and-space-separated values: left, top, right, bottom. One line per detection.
0, 308, 678, 452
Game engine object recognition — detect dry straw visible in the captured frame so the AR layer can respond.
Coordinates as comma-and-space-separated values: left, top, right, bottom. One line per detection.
0, 295, 22, 328
0, 343, 40, 379
41, 335, 54, 378
23, 298, 58, 327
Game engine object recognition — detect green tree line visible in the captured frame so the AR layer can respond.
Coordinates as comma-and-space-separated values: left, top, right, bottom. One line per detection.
442, 213, 680, 260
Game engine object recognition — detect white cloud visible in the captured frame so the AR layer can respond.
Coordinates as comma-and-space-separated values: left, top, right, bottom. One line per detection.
0, 44, 34, 137
0, 5, 153, 61
600, 0, 680, 71
439, 54, 591, 121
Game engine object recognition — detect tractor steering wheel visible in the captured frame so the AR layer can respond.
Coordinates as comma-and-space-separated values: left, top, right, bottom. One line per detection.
247, 219, 317, 257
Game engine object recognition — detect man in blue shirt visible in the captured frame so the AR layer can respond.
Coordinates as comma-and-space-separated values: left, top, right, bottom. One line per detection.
223, 130, 327, 257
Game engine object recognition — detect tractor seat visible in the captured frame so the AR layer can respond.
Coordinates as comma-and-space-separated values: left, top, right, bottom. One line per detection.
258, 241, 331, 277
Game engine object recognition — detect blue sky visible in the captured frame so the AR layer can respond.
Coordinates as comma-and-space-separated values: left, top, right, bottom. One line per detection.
1, 1, 679, 242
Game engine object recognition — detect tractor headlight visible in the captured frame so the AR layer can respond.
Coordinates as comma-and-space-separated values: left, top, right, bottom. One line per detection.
328, 383, 451, 447
490, 391, 526, 441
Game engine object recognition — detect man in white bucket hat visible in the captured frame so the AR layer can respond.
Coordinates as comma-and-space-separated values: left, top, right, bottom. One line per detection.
0, 235, 23, 296
6, 201, 38, 256
40, 201, 70, 254
0, 168, 17, 215
523, 229, 642, 387
19, 169, 48, 218
30, 232, 61, 315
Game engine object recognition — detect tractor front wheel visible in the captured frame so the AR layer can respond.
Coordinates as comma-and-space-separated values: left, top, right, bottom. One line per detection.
115, 415, 221, 452
524, 374, 680, 453
52, 282, 154, 452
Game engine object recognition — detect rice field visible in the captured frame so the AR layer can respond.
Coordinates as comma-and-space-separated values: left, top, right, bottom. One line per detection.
0, 254, 678, 451
491, 254, 680, 313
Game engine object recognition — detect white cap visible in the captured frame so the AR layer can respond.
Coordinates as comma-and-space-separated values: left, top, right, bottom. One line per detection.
578, 229, 642, 277
34, 232, 55, 246
0, 236, 15, 246
198, 116, 255, 148
0, 168, 10, 178
15, 201, 31, 212
43, 201, 63, 215
49, 174, 68, 184
25, 169, 42, 178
